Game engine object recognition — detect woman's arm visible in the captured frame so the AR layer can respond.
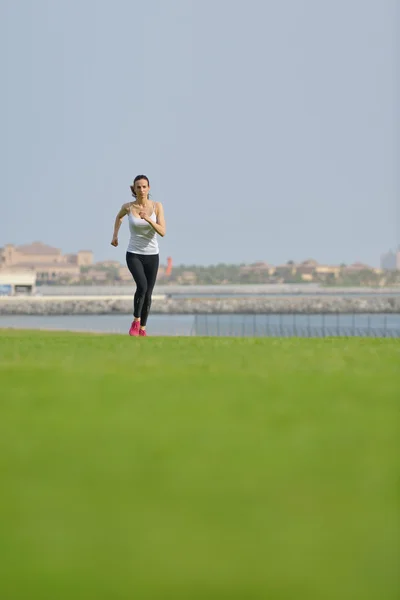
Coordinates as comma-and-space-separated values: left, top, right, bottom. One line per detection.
111, 203, 130, 247
139, 202, 166, 237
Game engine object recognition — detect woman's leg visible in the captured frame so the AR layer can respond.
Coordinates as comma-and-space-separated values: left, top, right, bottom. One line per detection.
126, 253, 147, 320
140, 254, 160, 328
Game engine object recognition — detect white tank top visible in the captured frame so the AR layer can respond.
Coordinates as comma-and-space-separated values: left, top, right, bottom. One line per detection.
126, 203, 159, 255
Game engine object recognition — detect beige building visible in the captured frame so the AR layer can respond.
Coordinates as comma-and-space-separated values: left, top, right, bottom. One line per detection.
177, 270, 197, 284
0, 242, 93, 282
118, 266, 133, 282
240, 262, 276, 276
315, 265, 341, 279
344, 262, 382, 275
275, 263, 297, 276
96, 260, 121, 268
296, 259, 317, 281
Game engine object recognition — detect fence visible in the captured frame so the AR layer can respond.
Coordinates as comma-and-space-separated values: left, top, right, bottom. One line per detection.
192, 313, 400, 338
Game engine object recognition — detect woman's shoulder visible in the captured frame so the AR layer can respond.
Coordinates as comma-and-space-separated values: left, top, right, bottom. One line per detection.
122, 201, 134, 212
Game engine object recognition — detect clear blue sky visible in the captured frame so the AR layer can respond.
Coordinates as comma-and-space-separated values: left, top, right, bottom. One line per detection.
1, 0, 398, 266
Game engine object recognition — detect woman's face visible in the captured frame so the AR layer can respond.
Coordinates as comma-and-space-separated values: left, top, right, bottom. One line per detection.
133, 179, 150, 199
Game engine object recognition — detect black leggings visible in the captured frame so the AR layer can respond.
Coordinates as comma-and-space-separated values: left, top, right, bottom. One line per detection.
126, 252, 159, 327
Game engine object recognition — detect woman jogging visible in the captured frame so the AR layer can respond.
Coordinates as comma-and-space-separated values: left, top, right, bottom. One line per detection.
111, 175, 166, 336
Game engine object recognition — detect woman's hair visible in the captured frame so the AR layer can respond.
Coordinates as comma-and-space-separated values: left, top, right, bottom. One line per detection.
131, 174, 150, 197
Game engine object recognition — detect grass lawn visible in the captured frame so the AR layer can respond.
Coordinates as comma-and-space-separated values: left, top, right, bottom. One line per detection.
0, 330, 399, 599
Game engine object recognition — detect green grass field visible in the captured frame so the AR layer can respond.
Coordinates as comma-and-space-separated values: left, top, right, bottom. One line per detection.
0, 330, 399, 600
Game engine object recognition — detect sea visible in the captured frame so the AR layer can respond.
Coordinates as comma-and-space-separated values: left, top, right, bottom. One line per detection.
1, 313, 400, 338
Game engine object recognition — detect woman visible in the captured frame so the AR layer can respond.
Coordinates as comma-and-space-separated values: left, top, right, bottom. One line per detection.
111, 175, 166, 336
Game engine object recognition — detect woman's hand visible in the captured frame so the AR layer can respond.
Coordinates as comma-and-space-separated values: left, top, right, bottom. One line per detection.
111, 236, 119, 247
139, 210, 150, 221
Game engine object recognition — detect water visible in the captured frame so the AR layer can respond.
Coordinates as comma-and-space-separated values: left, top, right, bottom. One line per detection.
0, 314, 195, 336
1, 313, 400, 337
193, 314, 400, 338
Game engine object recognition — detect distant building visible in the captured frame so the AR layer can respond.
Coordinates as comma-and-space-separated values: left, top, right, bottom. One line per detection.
381, 249, 397, 271
177, 271, 197, 284
344, 262, 381, 275
0, 242, 93, 283
296, 260, 318, 281
95, 260, 121, 268
0, 270, 36, 295
118, 266, 133, 282
239, 262, 276, 276
300, 259, 319, 268
82, 269, 110, 283
315, 264, 341, 280
275, 263, 297, 276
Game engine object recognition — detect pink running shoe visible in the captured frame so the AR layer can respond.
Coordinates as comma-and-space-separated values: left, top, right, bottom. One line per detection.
129, 320, 140, 336
139, 329, 147, 337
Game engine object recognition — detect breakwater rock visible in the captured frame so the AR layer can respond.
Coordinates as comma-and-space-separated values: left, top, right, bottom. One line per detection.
1, 295, 400, 315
